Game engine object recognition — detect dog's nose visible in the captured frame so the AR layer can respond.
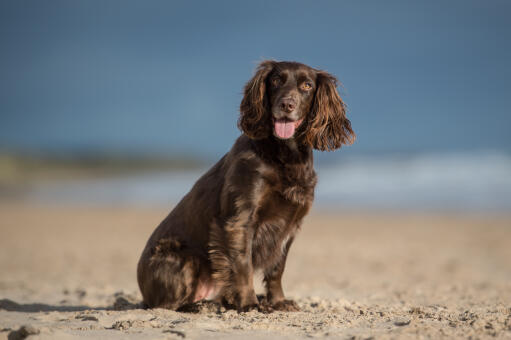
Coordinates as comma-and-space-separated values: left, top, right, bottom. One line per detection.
280, 98, 296, 113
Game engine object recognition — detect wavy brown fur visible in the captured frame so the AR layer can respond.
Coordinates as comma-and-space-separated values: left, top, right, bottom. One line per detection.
238, 60, 275, 139
306, 72, 355, 151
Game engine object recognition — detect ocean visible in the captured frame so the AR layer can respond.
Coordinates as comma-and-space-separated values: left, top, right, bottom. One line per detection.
25, 151, 511, 212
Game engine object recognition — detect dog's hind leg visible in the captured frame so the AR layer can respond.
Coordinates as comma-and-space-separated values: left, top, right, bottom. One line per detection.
137, 238, 201, 310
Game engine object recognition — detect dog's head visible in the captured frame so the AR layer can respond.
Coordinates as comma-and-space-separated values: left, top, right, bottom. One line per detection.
239, 60, 355, 151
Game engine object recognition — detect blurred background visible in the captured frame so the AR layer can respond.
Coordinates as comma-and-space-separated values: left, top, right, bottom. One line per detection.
1, 0, 510, 211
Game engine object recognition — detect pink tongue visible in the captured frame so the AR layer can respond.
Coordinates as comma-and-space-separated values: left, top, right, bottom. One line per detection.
274, 119, 296, 139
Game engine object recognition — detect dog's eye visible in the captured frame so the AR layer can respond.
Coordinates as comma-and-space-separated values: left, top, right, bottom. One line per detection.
301, 82, 313, 91
271, 77, 281, 87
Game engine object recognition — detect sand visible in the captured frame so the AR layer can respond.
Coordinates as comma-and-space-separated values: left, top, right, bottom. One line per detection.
0, 203, 510, 339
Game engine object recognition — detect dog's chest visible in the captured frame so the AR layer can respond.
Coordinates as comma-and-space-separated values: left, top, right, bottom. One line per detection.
250, 158, 317, 269
251, 191, 312, 269
251, 217, 296, 269
260, 161, 317, 206
279, 163, 317, 206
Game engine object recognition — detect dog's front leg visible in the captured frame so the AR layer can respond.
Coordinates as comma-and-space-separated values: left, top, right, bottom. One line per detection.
210, 211, 258, 312
229, 228, 258, 311
263, 235, 300, 311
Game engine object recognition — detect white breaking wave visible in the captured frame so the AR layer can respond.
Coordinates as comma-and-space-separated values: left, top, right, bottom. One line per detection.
26, 152, 511, 211
316, 152, 511, 211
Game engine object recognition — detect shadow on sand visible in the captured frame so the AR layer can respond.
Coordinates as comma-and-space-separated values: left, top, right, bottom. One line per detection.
0, 296, 141, 313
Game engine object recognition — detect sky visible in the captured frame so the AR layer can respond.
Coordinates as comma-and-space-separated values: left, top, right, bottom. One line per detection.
1, 0, 510, 159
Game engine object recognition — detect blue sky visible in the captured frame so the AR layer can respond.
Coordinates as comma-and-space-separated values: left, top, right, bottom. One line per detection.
1, 0, 510, 159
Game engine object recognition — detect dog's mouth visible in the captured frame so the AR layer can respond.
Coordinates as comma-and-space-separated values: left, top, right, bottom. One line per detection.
273, 118, 303, 139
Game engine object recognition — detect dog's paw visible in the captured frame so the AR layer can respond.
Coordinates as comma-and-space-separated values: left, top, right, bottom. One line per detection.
221, 291, 259, 313
255, 299, 274, 314
271, 299, 300, 312
238, 303, 260, 313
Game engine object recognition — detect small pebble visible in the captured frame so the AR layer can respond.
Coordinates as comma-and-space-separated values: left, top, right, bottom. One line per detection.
394, 317, 411, 326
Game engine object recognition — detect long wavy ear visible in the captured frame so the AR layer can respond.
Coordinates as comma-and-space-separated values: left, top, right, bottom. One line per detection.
305, 71, 355, 151
238, 60, 275, 139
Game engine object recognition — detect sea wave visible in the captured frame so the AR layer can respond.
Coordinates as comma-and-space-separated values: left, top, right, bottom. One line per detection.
23, 152, 511, 211
316, 152, 511, 211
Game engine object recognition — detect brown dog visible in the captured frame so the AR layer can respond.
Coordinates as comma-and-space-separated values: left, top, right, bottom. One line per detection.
137, 60, 354, 312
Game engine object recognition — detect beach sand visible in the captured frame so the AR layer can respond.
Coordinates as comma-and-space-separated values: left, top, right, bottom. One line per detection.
0, 203, 510, 339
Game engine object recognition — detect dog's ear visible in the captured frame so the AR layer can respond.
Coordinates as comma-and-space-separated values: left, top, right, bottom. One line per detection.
305, 71, 355, 151
238, 60, 275, 139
